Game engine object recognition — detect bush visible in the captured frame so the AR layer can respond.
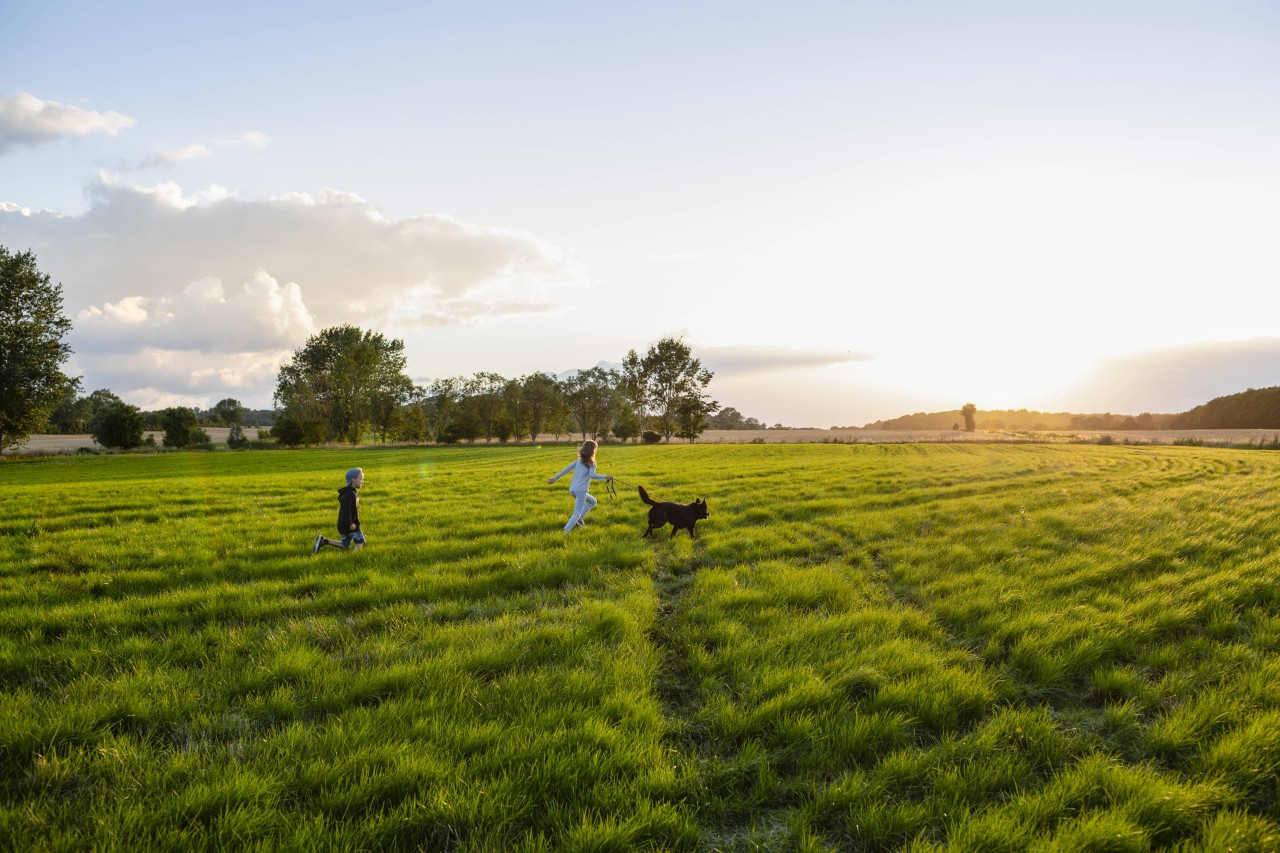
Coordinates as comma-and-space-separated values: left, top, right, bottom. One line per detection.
90, 402, 145, 449
642, 430, 662, 444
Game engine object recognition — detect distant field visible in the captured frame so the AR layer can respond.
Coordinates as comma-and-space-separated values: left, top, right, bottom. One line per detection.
12, 426, 1280, 455
2, 443, 1278, 850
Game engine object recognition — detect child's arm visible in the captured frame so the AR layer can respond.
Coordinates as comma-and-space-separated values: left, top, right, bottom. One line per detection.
547, 461, 575, 484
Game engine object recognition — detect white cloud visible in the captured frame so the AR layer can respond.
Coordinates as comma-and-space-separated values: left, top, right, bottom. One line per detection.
140, 143, 212, 167
0, 93, 135, 153
215, 131, 271, 149
75, 269, 316, 354
66, 347, 294, 412
699, 343, 876, 376
0, 178, 586, 407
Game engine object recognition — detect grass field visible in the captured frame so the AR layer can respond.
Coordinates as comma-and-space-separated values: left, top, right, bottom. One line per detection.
2, 443, 1278, 851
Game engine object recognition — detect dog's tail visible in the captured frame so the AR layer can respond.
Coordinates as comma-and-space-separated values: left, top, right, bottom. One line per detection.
638, 485, 656, 506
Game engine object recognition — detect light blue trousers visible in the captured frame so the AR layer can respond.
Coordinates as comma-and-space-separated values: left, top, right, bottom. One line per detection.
563, 490, 598, 531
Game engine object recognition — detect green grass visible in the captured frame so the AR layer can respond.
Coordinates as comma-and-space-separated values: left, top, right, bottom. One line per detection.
2, 443, 1278, 851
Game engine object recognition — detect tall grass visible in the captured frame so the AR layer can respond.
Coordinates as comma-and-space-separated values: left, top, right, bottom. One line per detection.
1, 443, 1278, 850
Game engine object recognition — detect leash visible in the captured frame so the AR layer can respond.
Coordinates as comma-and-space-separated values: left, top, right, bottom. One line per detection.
605, 475, 635, 500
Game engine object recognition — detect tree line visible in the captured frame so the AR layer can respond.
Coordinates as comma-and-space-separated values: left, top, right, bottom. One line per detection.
0, 246, 741, 452
270, 326, 720, 447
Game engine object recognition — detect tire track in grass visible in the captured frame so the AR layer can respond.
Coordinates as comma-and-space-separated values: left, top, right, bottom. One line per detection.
647, 543, 703, 731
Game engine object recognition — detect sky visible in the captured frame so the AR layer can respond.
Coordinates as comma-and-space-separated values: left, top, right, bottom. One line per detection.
2, 1, 1279, 427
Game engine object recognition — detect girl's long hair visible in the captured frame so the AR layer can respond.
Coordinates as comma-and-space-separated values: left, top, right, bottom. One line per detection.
578, 440, 597, 465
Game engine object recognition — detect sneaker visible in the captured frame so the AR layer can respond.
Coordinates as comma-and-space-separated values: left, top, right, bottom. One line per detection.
313, 534, 325, 554
576, 517, 586, 527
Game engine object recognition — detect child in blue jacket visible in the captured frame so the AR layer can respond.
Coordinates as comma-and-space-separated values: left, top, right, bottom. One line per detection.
547, 441, 612, 532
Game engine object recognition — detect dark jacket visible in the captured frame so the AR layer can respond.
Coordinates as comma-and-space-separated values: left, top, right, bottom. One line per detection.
336, 485, 361, 535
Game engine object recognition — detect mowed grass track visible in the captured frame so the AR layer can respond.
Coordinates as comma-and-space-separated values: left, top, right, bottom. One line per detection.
2, 443, 1278, 851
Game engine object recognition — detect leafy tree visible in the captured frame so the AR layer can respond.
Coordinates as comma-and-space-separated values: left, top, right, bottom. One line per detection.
274, 325, 411, 445
961, 402, 977, 432
469, 371, 507, 442
502, 378, 530, 442
561, 366, 616, 440
617, 349, 648, 438
91, 401, 145, 449
270, 412, 325, 447
212, 398, 245, 427
159, 407, 210, 448
520, 372, 563, 442
611, 397, 642, 442
642, 337, 717, 443
673, 393, 718, 443
47, 384, 93, 434
369, 375, 415, 443
396, 403, 429, 443
0, 247, 80, 450
426, 377, 466, 442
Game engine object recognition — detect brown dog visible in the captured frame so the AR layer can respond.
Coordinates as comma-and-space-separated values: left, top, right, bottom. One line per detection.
638, 485, 709, 538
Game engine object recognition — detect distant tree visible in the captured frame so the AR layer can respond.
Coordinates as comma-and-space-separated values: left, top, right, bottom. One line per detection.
643, 337, 717, 442
90, 401, 145, 449
469, 371, 507, 442
369, 375, 415, 443
396, 403, 429, 444
270, 412, 325, 447
520, 372, 563, 442
47, 384, 93, 434
0, 247, 80, 450
212, 398, 245, 427
159, 407, 210, 448
708, 406, 745, 430
275, 325, 411, 445
611, 393, 643, 442
674, 394, 717, 443
561, 366, 616, 440
426, 377, 466, 442
501, 378, 530, 442
226, 422, 247, 448
617, 349, 648, 437
961, 403, 977, 432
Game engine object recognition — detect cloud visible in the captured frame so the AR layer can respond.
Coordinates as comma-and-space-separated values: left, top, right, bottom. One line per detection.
1066, 338, 1280, 414
0, 177, 586, 406
74, 268, 315, 354
139, 143, 212, 167
699, 343, 876, 376
0, 93, 135, 153
215, 131, 271, 149
66, 347, 294, 412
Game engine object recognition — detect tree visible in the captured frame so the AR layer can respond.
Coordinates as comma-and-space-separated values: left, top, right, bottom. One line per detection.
0, 247, 80, 451
674, 393, 718, 443
469, 371, 507, 442
520, 372, 563, 442
212, 398, 245, 427
91, 402, 145, 449
426, 377, 466, 442
617, 349, 648, 440
159, 407, 210, 448
274, 325, 411, 445
46, 384, 93, 434
561, 366, 616, 440
642, 337, 718, 443
502, 378, 530, 442
369, 375, 415, 443
961, 403, 977, 432
396, 403, 429, 443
